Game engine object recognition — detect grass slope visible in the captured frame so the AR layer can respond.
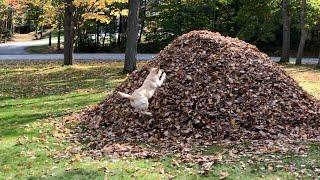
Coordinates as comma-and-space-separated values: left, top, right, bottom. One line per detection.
0, 61, 319, 179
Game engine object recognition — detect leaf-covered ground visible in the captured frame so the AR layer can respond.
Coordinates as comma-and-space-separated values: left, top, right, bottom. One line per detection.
0, 60, 319, 179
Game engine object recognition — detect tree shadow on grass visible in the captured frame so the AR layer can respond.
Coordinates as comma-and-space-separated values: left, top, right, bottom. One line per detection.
283, 64, 320, 73
0, 92, 100, 109
27, 169, 105, 180
0, 63, 125, 98
0, 113, 46, 137
0, 91, 106, 138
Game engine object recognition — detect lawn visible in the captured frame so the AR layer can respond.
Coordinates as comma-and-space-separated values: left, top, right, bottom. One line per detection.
25, 44, 63, 54
0, 61, 319, 179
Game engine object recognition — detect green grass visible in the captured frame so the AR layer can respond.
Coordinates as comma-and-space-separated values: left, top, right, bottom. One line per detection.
0, 61, 319, 179
25, 44, 63, 54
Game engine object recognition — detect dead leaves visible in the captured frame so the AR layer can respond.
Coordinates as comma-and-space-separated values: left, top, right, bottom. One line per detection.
68, 30, 320, 169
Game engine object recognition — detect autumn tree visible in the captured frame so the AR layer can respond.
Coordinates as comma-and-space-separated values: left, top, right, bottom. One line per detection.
0, 1, 9, 42
296, 0, 306, 65
73, 0, 128, 51
41, 0, 56, 46
318, 50, 320, 68
64, 0, 73, 65
52, 0, 64, 50
124, 0, 140, 73
280, 0, 290, 63
24, 0, 46, 39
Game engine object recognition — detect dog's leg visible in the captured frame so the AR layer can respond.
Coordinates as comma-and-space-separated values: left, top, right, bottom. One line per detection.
158, 69, 163, 77
157, 72, 166, 87
140, 111, 153, 116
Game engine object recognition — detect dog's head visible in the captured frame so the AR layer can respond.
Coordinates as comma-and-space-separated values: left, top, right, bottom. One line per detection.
149, 66, 160, 75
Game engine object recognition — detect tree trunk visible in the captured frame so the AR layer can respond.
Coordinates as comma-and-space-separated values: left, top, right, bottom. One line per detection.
49, 31, 52, 46
318, 50, 320, 68
0, 25, 2, 43
280, 0, 290, 63
211, 0, 217, 30
40, 26, 43, 39
35, 26, 38, 40
138, 0, 147, 43
75, 20, 80, 50
57, 21, 61, 50
117, 14, 123, 47
96, 23, 100, 47
121, 17, 127, 48
124, 0, 140, 73
296, 0, 306, 65
10, 7, 14, 36
102, 24, 107, 47
4, 16, 7, 43
64, 0, 74, 65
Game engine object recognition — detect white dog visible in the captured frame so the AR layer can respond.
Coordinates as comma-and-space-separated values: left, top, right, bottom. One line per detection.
118, 67, 166, 116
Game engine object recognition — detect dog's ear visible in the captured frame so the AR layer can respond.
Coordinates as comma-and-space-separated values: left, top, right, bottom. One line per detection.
118, 92, 134, 100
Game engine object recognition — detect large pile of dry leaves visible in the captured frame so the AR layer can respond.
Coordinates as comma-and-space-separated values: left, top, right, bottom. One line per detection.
70, 30, 320, 158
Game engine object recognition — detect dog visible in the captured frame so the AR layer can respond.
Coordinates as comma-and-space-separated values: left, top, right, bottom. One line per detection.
118, 67, 166, 116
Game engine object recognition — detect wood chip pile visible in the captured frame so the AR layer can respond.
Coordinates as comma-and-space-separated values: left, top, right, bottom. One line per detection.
72, 31, 320, 155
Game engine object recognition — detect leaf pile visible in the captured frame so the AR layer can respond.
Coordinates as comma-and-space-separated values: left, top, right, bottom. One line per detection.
71, 30, 320, 157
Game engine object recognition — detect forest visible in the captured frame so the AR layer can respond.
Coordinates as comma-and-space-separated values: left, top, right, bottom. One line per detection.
0, 0, 319, 57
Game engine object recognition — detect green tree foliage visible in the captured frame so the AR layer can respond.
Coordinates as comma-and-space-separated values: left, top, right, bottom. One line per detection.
145, 0, 217, 46
73, 0, 128, 52
144, 0, 320, 55
24, 0, 46, 37
234, 0, 281, 43
0, 0, 13, 42
2, 0, 320, 57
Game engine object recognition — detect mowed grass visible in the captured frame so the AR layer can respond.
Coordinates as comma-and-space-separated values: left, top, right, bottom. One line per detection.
0, 61, 319, 179
25, 44, 63, 54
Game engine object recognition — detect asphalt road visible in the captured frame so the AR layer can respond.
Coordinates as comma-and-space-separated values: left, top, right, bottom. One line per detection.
0, 38, 60, 55
0, 39, 318, 64
0, 53, 155, 61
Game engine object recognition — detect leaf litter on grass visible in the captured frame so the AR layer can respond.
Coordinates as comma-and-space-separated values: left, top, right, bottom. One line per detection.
60, 31, 320, 176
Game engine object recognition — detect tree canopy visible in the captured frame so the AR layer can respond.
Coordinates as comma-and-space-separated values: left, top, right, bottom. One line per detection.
0, 0, 319, 57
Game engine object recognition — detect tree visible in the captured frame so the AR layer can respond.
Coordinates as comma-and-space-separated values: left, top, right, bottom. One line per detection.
24, 0, 46, 39
138, 0, 146, 43
280, 0, 290, 63
318, 50, 320, 68
296, 0, 306, 65
57, 21, 61, 50
41, 0, 56, 46
235, 0, 280, 43
0, 1, 9, 43
124, 0, 140, 73
64, 0, 73, 65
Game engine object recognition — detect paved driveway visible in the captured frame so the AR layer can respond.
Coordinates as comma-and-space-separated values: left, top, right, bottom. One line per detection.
0, 38, 61, 55
0, 53, 318, 65
0, 53, 155, 61
0, 39, 318, 64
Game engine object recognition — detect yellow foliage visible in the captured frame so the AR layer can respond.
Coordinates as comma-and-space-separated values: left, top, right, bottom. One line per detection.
74, 0, 128, 23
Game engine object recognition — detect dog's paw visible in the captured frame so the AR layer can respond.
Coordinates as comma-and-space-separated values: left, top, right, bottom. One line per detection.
160, 72, 166, 82
141, 111, 153, 116
162, 72, 166, 78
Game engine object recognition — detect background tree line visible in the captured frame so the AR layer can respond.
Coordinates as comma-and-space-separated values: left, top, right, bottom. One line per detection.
0, 0, 320, 67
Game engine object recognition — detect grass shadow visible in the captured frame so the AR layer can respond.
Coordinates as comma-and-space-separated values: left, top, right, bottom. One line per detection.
27, 169, 104, 180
